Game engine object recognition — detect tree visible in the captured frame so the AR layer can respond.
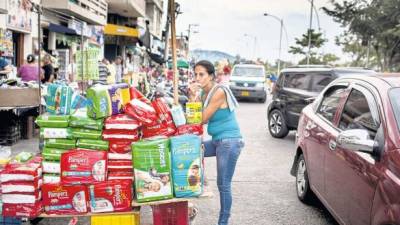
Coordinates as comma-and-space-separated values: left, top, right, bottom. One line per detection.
323, 0, 400, 72
289, 29, 339, 65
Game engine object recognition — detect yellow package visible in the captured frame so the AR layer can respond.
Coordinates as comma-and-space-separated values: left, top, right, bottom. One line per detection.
186, 102, 202, 124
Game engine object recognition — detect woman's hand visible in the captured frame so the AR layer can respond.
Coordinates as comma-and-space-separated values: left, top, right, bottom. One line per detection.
188, 82, 201, 102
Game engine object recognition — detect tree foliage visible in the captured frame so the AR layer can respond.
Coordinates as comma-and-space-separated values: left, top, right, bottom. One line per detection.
323, 0, 400, 71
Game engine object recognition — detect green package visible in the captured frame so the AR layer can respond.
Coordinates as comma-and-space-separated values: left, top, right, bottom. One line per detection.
77, 139, 109, 151
40, 128, 73, 139
44, 139, 76, 150
14, 152, 33, 163
86, 86, 111, 119
71, 128, 102, 140
42, 147, 68, 161
69, 109, 104, 130
35, 114, 70, 128
132, 138, 173, 202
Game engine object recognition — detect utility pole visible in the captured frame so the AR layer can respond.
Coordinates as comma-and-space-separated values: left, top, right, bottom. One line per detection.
263, 13, 285, 75
306, 0, 314, 65
169, 0, 179, 105
163, 2, 171, 62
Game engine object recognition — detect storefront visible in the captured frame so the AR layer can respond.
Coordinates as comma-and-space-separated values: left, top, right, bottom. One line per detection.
104, 23, 139, 61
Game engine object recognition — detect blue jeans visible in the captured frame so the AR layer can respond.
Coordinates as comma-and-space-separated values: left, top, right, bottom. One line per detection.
203, 138, 244, 225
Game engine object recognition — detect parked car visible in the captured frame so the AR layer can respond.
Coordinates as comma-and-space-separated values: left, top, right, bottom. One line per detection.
267, 66, 376, 138
229, 64, 267, 103
291, 74, 400, 225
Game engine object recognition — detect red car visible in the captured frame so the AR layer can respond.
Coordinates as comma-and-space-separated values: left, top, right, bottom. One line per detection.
291, 74, 400, 225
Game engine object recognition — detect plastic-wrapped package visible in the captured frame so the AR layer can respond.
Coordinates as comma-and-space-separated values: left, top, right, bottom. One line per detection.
88, 180, 132, 213
77, 139, 109, 151
71, 128, 102, 140
102, 129, 139, 141
170, 105, 186, 126
86, 85, 111, 119
69, 109, 104, 130
104, 114, 141, 130
108, 83, 130, 114
124, 99, 158, 125
46, 84, 73, 115
42, 161, 61, 174
186, 102, 202, 124
2, 201, 43, 218
71, 92, 88, 111
2, 192, 41, 204
60, 150, 107, 184
107, 171, 134, 181
175, 124, 204, 136
132, 138, 173, 202
43, 174, 60, 184
109, 140, 132, 154
35, 114, 70, 128
108, 153, 132, 161
40, 128, 73, 139
170, 135, 203, 197
0, 163, 42, 183
42, 183, 89, 215
1, 179, 42, 193
42, 148, 68, 161
44, 139, 76, 150
107, 160, 132, 172
129, 87, 151, 105
142, 122, 176, 139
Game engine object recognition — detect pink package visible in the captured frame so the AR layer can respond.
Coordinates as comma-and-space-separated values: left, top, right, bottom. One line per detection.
61, 150, 107, 185
102, 129, 139, 141
109, 140, 132, 154
1, 163, 42, 183
108, 171, 134, 181
88, 180, 133, 213
1, 179, 42, 193
108, 160, 132, 172
42, 183, 89, 215
2, 201, 43, 218
105, 114, 142, 130
142, 121, 176, 139
124, 99, 158, 125
108, 153, 132, 161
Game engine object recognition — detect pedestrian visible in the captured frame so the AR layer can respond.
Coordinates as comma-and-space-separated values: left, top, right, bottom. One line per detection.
114, 56, 124, 83
42, 54, 55, 83
67, 54, 77, 83
0, 51, 12, 78
93, 58, 110, 85
17, 54, 44, 82
216, 60, 231, 85
189, 60, 244, 225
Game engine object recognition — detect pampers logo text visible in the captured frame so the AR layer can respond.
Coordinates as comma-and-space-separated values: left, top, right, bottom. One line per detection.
68, 156, 88, 165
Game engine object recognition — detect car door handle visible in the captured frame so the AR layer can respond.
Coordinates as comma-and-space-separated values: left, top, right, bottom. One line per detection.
316, 132, 326, 139
329, 140, 337, 151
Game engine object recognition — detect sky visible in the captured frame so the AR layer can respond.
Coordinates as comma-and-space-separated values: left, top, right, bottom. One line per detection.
173, 0, 347, 64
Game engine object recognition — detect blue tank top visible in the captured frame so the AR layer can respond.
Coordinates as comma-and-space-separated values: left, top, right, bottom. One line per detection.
207, 108, 242, 140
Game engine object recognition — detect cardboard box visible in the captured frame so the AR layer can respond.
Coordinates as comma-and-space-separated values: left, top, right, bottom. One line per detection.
0, 88, 40, 107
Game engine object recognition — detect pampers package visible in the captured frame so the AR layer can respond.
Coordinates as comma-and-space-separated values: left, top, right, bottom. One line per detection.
132, 138, 173, 202
88, 180, 132, 213
170, 135, 203, 197
61, 150, 107, 184
46, 84, 73, 115
42, 183, 89, 215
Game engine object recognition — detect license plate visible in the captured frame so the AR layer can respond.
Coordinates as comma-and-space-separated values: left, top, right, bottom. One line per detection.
241, 91, 250, 96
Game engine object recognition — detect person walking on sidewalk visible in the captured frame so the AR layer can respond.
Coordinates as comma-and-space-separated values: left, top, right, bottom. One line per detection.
189, 60, 244, 225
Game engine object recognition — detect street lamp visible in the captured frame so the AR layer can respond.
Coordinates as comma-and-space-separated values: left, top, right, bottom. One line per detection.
306, 0, 314, 65
263, 13, 284, 75
187, 24, 199, 55
244, 34, 257, 61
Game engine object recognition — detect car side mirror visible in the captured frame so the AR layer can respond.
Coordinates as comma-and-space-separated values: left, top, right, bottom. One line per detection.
337, 129, 376, 154
304, 97, 316, 104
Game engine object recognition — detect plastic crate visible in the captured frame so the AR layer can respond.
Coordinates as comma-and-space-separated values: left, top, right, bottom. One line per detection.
0, 217, 22, 225
91, 213, 140, 225
152, 202, 189, 225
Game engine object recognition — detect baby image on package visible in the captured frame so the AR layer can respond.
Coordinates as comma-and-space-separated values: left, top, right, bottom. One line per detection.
132, 138, 173, 202
170, 134, 203, 198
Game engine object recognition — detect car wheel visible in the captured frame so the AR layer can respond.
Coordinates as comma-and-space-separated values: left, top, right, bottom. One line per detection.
268, 109, 289, 138
296, 154, 315, 204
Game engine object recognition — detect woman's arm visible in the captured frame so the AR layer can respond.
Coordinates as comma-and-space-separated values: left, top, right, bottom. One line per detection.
202, 88, 226, 124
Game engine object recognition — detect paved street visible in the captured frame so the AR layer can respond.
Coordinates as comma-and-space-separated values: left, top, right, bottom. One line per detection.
17, 100, 339, 225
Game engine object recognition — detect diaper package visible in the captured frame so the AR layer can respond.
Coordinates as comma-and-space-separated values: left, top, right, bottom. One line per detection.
44, 139, 76, 150
42, 183, 89, 215
142, 121, 176, 139
42, 148, 68, 161
170, 135, 203, 197
109, 140, 132, 153
107, 83, 130, 115
42, 161, 61, 174
170, 105, 186, 127
35, 114, 70, 128
46, 84, 73, 115
104, 114, 141, 130
102, 129, 139, 141
2, 201, 43, 218
176, 124, 204, 136
69, 109, 104, 130
108, 171, 134, 181
60, 150, 107, 184
124, 99, 158, 125
86, 85, 111, 119
43, 174, 60, 184
132, 138, 173, 202
40, 128, 72, 139
71, 128, 102, 140
88, 180, 132, 213
76, 139, 109, 151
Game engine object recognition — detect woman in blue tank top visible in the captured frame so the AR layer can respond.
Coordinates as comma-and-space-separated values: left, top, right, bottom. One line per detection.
190, 60, 244, 225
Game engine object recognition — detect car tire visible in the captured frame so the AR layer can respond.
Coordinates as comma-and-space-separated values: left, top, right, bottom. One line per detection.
296, 154, 315, 204
268, 109, 289, 138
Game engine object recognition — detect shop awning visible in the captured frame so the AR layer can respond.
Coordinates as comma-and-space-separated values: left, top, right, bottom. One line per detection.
104, 24, 139, 38
48, 23, 77, 35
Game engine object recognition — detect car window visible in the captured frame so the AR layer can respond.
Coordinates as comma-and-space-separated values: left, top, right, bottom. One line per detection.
310, 74, 334, 92
283, 73, 311, 90
389, 88, 400, 132
339, 89, 380, 138
317, 86, 347, 123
